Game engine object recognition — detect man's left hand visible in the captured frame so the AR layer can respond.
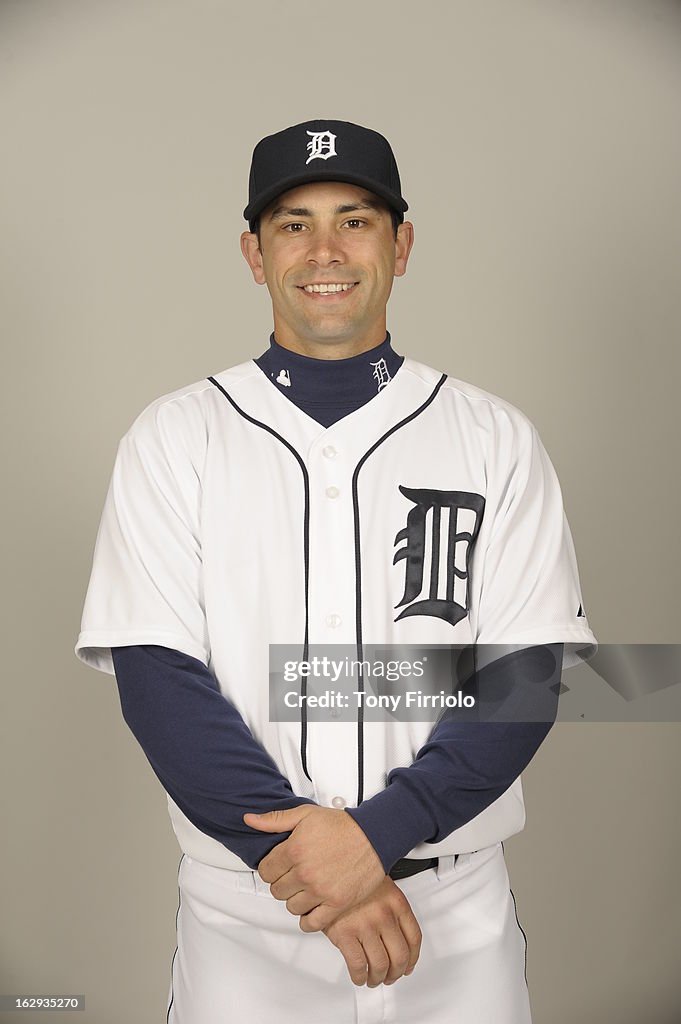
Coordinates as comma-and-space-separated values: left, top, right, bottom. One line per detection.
243, 805, 385, 932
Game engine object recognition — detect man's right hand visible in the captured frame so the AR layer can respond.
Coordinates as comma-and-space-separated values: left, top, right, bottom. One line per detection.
322, 875, 422, 988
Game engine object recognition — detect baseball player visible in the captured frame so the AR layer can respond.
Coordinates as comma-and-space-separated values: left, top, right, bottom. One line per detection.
74, 119, 597, 1023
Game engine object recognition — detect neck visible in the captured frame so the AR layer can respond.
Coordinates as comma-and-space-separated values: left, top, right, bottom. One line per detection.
268, 321, 388, 360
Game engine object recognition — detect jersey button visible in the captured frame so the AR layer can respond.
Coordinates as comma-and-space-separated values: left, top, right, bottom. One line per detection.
325, 486, 340, 499
326, 613, 342, 628
331, 796, 347, 809
322, 445, 338, 459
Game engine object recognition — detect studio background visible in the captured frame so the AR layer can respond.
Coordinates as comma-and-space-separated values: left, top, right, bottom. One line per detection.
1, 1, 680, 1021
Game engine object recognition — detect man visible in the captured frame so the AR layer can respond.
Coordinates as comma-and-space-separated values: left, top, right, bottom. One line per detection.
75, 119, 597, 1022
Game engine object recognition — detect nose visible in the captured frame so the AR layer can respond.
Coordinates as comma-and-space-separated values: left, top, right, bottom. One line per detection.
305, 226, 346, 267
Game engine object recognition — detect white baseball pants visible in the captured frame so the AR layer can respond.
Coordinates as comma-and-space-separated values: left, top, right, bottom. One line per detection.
166, 842, 532, 1023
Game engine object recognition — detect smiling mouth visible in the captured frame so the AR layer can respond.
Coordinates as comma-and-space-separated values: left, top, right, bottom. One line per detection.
297, 282, 360, 299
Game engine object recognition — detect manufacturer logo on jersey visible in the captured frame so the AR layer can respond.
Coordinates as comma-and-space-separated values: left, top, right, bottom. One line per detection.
393, 486, 485, 626
306, 130, 337, 164
276, 368, 292, 387
371, 358, 392, 392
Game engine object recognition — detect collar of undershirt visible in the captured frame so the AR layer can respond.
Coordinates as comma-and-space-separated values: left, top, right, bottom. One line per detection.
254, 331, 404, 411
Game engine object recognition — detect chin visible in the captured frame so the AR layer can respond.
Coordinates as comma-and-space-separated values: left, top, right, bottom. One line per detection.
305, 322, 359, 340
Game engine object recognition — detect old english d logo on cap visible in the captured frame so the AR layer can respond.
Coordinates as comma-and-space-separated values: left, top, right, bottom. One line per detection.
306, 130, 337, 164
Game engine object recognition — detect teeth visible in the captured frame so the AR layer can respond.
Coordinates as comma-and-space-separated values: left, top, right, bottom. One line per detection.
302, 282, 356, 293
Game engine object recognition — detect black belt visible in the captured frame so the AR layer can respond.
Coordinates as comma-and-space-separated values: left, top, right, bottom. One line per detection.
388, 856, 440, 880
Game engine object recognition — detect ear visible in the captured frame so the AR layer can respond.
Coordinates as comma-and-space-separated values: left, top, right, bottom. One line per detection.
241, 231, 267, 285
394, 221, 414, 278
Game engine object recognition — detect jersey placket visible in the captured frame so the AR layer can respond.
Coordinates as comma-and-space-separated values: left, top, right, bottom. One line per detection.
304, 428, 360, 814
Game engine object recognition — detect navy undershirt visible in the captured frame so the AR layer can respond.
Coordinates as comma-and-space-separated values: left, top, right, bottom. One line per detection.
111, 335, 561, 872
254, 330, 404, 427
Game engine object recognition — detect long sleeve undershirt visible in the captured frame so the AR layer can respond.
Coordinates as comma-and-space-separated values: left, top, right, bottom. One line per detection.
111, 643, 561, 873
112, 644, 317, 868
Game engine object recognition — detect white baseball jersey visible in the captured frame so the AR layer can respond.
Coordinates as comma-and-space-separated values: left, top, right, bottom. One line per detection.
75, 355, 597, 871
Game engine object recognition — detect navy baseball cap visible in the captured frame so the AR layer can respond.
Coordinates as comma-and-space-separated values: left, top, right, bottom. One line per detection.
243, 119, 408, 233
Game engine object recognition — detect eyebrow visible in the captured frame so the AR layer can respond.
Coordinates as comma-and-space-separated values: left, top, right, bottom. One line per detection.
268, 198, 385, 222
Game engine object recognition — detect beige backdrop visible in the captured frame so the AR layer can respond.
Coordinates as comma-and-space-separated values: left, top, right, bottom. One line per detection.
1, 1, 680, 1021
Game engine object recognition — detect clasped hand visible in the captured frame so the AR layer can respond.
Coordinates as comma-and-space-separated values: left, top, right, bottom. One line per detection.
243, 804, 423, 988
243, 804, 384, 931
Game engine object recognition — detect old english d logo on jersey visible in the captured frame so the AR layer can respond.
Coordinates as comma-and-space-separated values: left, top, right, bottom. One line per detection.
306, 130, 337, 164
371, 358, 392, 392
394, 486, 485, 626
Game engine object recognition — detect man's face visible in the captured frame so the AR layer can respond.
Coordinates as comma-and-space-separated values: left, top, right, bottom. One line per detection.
240, 181, 413, 356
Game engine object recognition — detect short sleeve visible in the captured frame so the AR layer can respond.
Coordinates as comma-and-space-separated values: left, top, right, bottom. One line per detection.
75, 400, 210, 676
473, 415, 597, 670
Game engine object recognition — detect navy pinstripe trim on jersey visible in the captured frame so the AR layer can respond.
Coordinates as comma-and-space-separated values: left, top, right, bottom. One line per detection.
166, 852, 184, 1023
502, 841, 529, 988
350, 372, 448, 805
510, 885, 529, 986
206, 376, 313, 782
